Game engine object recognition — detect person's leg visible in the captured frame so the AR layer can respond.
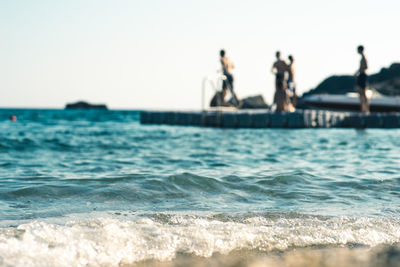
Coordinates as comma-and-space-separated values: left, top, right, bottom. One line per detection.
222, 78, 227, 92
358, 87, 367, 113
289, 81, 297, 107
227, 74, 234, 90
358, 86, 363, 112
221, 89, 228, 105
226, 74, 240, 107
274, 79, 279, 104
283, 79, 290, 111
232, 91, 240, 107
276, 77, 285, 112
363, 88, 370, 113
358, 74, 369, 113
281, 78, 288, 112
292, 90, 297, 107
278, 89, 286, 112
284, 89, 290, 112
276, 90, 282, 112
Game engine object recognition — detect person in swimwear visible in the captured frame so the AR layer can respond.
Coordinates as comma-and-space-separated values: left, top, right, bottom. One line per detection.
355, 45, 369, 113
220, 49, 239, 107
271, 51, 289, 112
287, 55, 297, 109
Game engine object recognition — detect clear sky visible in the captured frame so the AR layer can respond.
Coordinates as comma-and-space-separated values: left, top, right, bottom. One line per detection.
1, 0, 399, 109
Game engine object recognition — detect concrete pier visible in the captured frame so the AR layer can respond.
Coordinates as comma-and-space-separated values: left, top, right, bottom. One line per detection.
140, 109, 400, 129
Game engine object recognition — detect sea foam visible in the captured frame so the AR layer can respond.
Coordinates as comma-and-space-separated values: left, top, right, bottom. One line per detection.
0, 214, 399, 266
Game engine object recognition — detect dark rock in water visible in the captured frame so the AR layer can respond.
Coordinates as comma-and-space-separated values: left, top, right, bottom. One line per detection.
302, 63, 400, 97
65, 101, 108, 110
240, 95, 269, 109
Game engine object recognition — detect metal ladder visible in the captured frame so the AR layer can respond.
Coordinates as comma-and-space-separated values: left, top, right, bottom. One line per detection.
201, 74, 227, 126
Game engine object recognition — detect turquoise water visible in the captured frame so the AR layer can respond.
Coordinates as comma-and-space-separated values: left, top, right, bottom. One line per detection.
0, 109, 399, 266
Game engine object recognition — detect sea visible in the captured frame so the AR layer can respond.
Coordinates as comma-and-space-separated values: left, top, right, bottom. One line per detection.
0, 108, 399, 267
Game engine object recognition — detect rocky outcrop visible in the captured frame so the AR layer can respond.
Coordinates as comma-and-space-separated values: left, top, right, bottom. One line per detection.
210, 93, 270, 109
302, 63, 400, 97
240, 95, 270, 109
371, 77, 400, 96
65, 101, 108, 110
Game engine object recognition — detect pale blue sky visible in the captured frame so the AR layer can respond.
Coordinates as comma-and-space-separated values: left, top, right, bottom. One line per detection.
1, 0, 399, 109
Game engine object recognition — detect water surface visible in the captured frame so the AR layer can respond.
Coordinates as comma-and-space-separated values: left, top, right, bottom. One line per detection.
0, 109, 399, 266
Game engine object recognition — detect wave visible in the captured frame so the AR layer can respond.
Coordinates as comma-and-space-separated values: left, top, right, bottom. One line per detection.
0, 137, 38, 151
0, 213, 399, 266
2, 172, 398, 218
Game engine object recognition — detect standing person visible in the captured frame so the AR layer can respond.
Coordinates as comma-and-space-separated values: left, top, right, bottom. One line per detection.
271, 51, 289, 112
220, 49, 239, 107
355, 45, 369, 113
287, 55, 297, 110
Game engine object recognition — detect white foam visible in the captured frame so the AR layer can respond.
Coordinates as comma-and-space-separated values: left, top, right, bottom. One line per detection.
0, 215, 399, 266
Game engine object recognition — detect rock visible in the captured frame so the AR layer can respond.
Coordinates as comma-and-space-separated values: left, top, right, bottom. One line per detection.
65, 101, 108, 110
210, 93, 269, 109
240, 95, 269, 109
372, 77, 400, 96
302, 63, 400, 98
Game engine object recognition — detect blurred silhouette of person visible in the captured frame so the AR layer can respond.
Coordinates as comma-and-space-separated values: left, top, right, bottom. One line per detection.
220, 49, 239, 107
355, 45, 369, 113
271, 51, 289, 112
287, 55, 297, 110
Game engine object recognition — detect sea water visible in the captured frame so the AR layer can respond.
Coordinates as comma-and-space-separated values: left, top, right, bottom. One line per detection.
0, 109, 399, 266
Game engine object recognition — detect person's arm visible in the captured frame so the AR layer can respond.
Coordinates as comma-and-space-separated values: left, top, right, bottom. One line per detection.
284, 61, 289, 70
271, 63, 276, 74
363, 57, 368, 71
356, 56, 368, 75
291, 65, 295, 81
220, 59, 226, 72
355, 67, 360, 76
